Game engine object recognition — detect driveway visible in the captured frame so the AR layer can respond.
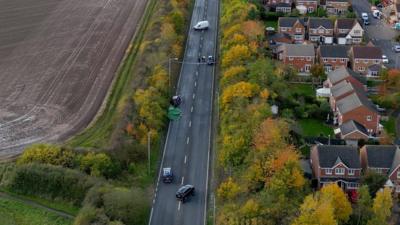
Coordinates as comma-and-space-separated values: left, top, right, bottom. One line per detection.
352, 0, 400, 68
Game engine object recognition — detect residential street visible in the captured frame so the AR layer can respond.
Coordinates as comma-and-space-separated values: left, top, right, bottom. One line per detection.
148, 0, 219, 224
352, 0, 399, 68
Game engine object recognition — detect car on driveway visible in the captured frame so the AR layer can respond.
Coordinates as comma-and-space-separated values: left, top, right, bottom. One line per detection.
382, 55, 389, 64
176, 184, 195, 203
393, 45, 400, 52
361, 12, 369, 20
162, 167, 173, 183
363, 19, 370, 26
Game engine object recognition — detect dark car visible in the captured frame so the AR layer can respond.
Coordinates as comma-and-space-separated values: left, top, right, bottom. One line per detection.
162, 167, 173, 183
170, 95, 182, 107
363, 19, 370, 26
175, 184, 195, 203
207, 55, 214, 65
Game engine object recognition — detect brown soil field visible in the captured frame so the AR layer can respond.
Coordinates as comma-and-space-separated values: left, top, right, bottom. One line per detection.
0, 0, 148, 158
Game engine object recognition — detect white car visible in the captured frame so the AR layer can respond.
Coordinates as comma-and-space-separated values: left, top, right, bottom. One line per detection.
382, 55, 389, 64
393, 45, 400, 52
193, 21, 209, 30
361, 12, 369, 20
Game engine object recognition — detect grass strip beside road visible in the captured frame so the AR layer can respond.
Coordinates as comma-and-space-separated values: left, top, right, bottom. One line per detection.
67, 0, 158, 148
0, 195, 73, 225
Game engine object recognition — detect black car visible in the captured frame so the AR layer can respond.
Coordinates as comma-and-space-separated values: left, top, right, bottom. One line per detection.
170, 95, 182, 107
175, 184, 195, 203
162, 167, 173, 183
207, 55, 214, 65
363, 19, 370, 26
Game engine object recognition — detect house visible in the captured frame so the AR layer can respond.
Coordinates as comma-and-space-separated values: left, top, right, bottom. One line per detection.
360, 145, 400, 193
278, 17, 306, 43
310, 145, 362, 191
277, 44, 315, 73
350, 45, 383, 75
318, 45, 349, 72
308, 18, 334, 44
324, 66, 366, 91
276, 2, 292, 13
367, 64, 382, 78
335, 18, 364, 45
329, 79, 364, 110
335, 92, 380, 134
325, 0, 350, 15
295, 0, 318, 13
335, 120, 369, 145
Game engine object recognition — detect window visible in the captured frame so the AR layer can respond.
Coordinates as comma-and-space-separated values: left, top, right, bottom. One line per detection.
366, 115, 372, 121
281, 27, 287, 32
354, 30, 360, 35
348, 169, 355, 176
340, 58, 346, 62
335, 168, 345, 175
305, 64, 311, 72
364, 59, 368, 63
318, 29, 324, 34
332, 58, 336, 62
296, 28, 302, 32
358, 67, 365, 71
374, 168, 383, 174
312, 29, 317, 34
325, 169, 332, 174
355, 59, 359, 63
347, 183, 358, 189
396, 186, 400, 193
306, 56, 311, 61
323, 58, 328, 62
289, 57, 293, 61
375, 60, 380, 64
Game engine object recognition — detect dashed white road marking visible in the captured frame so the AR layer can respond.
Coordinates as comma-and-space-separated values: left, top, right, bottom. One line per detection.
194, 81, 197, 87
189, 121, 192, 127
178, 202, 181, 211
191, 106, 194, 112
181, 176, 184, 185
184, 155, 187, 164
186, 137, 190, 144
192, 93, 195, 99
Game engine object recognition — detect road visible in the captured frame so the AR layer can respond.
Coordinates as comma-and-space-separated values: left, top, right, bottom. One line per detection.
148, 0, 219, 223
352, 0, 399, 68
0, 0, 147, 158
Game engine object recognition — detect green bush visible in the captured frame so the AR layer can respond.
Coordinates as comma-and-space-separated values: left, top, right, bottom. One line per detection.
79, 152, 120, 178
2, 164, 99, 206
17, 144, 76, 168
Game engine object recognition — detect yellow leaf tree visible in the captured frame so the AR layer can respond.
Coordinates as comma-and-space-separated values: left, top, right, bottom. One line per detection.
367, 187, 393, 225
292, 195, 337, 225
320, 184, 352, 224
217, 177, 241, 201
221, 81, 259, 106
222, 45, 251, 68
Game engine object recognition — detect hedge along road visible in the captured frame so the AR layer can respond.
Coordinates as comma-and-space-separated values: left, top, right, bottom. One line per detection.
0, 0, 148, 158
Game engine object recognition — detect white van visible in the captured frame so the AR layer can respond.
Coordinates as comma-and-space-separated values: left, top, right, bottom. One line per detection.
193, 21, 209, 30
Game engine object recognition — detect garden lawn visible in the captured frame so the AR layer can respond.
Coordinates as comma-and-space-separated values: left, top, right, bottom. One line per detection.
289, 83, 314, 98
265, 20, 277, 29
298, 119, 333, 137
0, 197, 72, 225
382, 116, 396, 138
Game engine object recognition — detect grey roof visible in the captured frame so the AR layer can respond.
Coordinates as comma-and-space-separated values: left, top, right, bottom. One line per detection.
276, 2, 291, 7
320, 45, 348, 58
336, 92, 377, 114
340, 120, 369, 137
368, 64, 381, 72
316, 145, 361, 168
331, 80, 354, 98
390, 148, 400, 174
278, 17, 305, 28
336, 18, 357, 30
352, 46, 382, 59
283, 44, 315, 57
327, 66, 366, 85
308, 18, 334, 29
364, 145, 397, 169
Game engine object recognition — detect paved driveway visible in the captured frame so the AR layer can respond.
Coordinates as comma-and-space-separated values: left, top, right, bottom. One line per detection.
352, 0, 400, 68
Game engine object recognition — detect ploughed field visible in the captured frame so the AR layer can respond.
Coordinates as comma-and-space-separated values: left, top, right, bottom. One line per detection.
0, 0, 147, 158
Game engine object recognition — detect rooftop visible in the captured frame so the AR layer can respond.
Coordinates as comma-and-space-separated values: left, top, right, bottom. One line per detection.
364, 145, 397, 169
309, 18, 334, 29
281, 44, 315, 57
316, 145, 361, 168
320, 45, 348, 58
352, 46, 382, 59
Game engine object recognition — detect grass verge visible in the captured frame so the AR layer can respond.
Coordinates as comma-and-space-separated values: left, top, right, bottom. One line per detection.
0, 197, 72, 225
67, 0, 158, 148
298, 118, 333, 137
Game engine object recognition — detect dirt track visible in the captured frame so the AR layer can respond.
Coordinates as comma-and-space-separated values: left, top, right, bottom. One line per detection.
0, 0, 148, 158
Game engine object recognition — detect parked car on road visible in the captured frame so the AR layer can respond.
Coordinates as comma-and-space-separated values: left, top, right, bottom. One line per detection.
382, 55, 389, 64
361, 12, 368, 20
393, 45, 400, 52
176, 185, 195, 203
162, 167, 173, 183
207, 55, 214, 65
193, 21, 209, 30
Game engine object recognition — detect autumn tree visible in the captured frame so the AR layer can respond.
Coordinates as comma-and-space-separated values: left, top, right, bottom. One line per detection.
79, 152, 118, 178
292, 194, 337, 225
310, 64, 326, 79
221, 81, 259, 106
221, 65, 247, 87
18, 143, 76, 168
222, 45, 251, 68
241, 20, 264, 41
320, 184, 352, 224
367, 187, 393, 225
361, 171, 387, 197
217, 177, 241, 201
353, 185, 372, 225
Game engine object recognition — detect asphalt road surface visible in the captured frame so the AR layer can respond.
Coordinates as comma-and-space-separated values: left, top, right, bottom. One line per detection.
0, 0, 147, 158
352, 0, 399, 68
148, 0, 219, 223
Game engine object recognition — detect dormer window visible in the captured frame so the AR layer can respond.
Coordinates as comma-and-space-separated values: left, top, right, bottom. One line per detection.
282, 27, 287, 32
335, 168, 345, 175
318, 29, 324, 34
348, 169, 355, 176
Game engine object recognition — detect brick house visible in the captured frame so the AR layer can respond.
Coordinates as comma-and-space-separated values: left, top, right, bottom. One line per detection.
278, 17, 306, 43
336, 120, 369, 143
324, 66, 366, 91
350, 45, 383, 75
329, 79, 364, 110
318, 45, 349, 72
310, 145, 362, 191
325, 0, 350, 15
276, 2, 292, 13
360, 145, 400, 193
334, 92, 380, 134
277, 44, 315, 73
308, 18, 334, 44
335, 18, 364, 45
295, 0, 318, 13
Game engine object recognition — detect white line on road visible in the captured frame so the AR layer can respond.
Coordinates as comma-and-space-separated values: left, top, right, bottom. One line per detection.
195, 81, 197, 87
191, 106, 193, 112
184, 155, 187, 164
196, 71, 198, 76
186, 137, 190, 144
193, 93, 195, 99
178, 202, 181, 211
189, 121, 192, 127
181, 176, 184, 185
